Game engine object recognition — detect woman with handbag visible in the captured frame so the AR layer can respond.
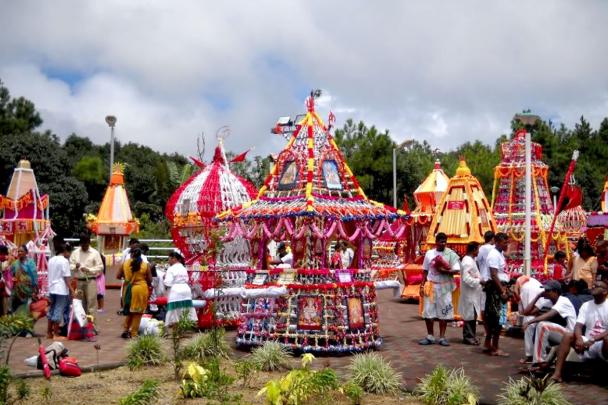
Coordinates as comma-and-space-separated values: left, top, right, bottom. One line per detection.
116, 248, 151, 338
10, 245, 38, 315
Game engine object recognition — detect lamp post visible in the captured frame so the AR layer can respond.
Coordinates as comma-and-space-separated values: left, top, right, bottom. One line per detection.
105, 115, 117, 179
392, 140, 414, 208
550, 186, 559, 213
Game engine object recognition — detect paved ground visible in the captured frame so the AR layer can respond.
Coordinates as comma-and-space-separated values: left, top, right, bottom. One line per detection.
7, 289, 608, 404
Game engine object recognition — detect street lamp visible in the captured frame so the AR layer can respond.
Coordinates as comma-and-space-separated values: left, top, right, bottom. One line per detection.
550, 186, 560, 213
392, 140, 413, 208
105, 115, 117, 179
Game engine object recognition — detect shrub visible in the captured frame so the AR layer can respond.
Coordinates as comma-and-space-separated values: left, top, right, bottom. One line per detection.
127, 335, 166, 370
15, 379, 30, 401
258, 354, 339, 405
234, 357, 259, 387
416, 365, 479, 405
341, 381, 364, 405
181, 328, 230, 363
251, 341, 290, 371
180, 359, 240, 403
348, 353, 402, 395
497, 376, 570, 405
0, 366, 9, 404
119, 380, 160, 405
170, 312, 196, 381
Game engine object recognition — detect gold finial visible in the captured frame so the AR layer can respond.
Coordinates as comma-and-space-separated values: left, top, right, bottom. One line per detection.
17, 160, 31, 169
455, 157, 471, 177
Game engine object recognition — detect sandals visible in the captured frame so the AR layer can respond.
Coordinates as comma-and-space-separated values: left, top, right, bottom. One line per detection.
120, 331, 131, 339
490, 350, 510, 357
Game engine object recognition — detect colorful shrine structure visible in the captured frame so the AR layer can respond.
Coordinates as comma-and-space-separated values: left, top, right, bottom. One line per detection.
401, 160, 449, 300
0, 160, 54, 293
166, 138, 258, 327
586, 177, 608, 245
428, 158, 497, 254
87, 163, 139, 262
218, 94, 408, 352
491, 123, 568, 273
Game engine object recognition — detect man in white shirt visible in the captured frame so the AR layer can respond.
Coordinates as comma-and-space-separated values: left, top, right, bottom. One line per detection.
516, 276, 553, 363
47, 243, 74, 340
522, 280, 577, 366
121, 238, 148, 264
269, 242, 293, 269
459, 241, 483, 345
477, 231, 494, 341
551, 279, 608, 382
340, 241, 355, 269
419, 232, 460, 347
70, 234, 104, 315
484, 232, 510, 356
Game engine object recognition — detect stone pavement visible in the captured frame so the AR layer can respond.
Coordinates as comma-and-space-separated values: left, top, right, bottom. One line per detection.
7, 289, 608, 404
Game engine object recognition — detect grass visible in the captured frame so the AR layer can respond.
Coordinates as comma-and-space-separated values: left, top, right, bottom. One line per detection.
348, 352, 403, 395
181, 328, 230, 363
497, 376, 571, 405
119, 380, 160, 405
415, 365, 479, 405
126, 335, 166, 370
250, 341, 291, 371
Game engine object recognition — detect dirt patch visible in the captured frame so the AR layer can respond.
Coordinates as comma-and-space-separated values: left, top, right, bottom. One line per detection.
11, 361, 421, 405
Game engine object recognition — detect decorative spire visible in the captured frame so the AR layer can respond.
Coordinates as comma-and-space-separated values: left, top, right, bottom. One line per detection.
455, 158, 471, 177
434, 159, 441, 170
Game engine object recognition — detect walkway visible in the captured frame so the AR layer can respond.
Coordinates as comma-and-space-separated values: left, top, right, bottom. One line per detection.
7, 289, 607, 404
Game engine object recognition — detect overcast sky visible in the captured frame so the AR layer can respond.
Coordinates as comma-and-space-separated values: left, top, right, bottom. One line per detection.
1, 1, 607, 159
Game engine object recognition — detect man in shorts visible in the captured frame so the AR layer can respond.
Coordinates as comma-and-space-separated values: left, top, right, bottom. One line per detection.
419, 232, 460, 347
551, 280, 608, 382
47, 243, 74, 340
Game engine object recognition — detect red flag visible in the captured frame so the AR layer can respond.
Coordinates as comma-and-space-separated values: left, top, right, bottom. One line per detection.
559, 185, 583, 212
328, 111, 336, 127
189, 156, 206, 168
230, 149, 250, 163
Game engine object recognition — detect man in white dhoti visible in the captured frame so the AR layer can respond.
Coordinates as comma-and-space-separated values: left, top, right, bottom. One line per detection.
459, 242, 483, 345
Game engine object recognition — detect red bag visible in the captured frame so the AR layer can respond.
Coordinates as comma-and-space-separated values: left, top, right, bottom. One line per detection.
58, 357, 81, 377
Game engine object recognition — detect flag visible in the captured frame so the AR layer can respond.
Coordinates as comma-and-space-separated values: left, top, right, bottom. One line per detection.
189, 156, 205, 168
559, 184, 583, 212
328, 111, 336, 127
230, 149, 250, 163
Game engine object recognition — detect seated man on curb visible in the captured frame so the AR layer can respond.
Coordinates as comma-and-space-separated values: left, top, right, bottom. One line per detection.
551, 280, 608, 382
522, 280, 577, 368
515, 275, 553, 364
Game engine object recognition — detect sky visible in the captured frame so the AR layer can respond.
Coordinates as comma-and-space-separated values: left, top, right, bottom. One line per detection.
1, 1, 607, 160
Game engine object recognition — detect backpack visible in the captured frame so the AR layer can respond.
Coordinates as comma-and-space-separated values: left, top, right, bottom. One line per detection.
36, 342, 68, 370
58, 356, 81, 377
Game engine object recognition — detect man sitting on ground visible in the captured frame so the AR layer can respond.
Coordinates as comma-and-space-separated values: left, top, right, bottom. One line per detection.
522, 280, 577, 368
551, 280, 608, 382
515, 275, 553, 364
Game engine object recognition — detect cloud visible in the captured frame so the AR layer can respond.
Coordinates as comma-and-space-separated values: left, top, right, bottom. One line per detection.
1, 0, 607, 159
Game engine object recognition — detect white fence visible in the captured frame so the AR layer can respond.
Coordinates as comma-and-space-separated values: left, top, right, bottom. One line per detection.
65, 238, 175, 260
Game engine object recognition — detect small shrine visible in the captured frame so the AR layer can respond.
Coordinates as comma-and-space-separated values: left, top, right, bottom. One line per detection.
0, 160, 54, 293
166, 137, 258, 327
428, 158, 497, 254
491, 123, 568, 272
0, 160, 50, 246
218, 94, 407, 352
586, 177, 608, 245
401, 160, 449, 300
87, 163, 139, 261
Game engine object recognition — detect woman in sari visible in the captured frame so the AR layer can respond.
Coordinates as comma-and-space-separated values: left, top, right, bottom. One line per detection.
11, 245, 38, 315
117, 248, 151, 338
164, 251, 197, 327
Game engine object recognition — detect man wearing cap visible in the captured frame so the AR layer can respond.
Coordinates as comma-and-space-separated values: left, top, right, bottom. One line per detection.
522, 280, 577, 367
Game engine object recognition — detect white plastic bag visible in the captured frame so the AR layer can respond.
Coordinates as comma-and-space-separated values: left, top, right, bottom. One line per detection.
72, 298, 88, 327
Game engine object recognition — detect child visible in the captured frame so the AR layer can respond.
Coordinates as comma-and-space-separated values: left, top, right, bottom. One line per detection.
553, 251, 567, 281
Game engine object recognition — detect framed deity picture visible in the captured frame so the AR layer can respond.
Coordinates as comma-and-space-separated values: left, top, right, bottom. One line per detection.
347, 297, 365, 330
278, 160, 298, 190
361, 238, 372, 259
277, 270, 295, 285
293, 238, 306, 255
336, 270, 352, 283
297, 296, 323, 331
322, 160, 342, 190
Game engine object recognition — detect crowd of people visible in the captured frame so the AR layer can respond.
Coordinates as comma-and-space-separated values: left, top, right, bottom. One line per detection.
419, 230, 608, 381
0, 235, 199, 341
